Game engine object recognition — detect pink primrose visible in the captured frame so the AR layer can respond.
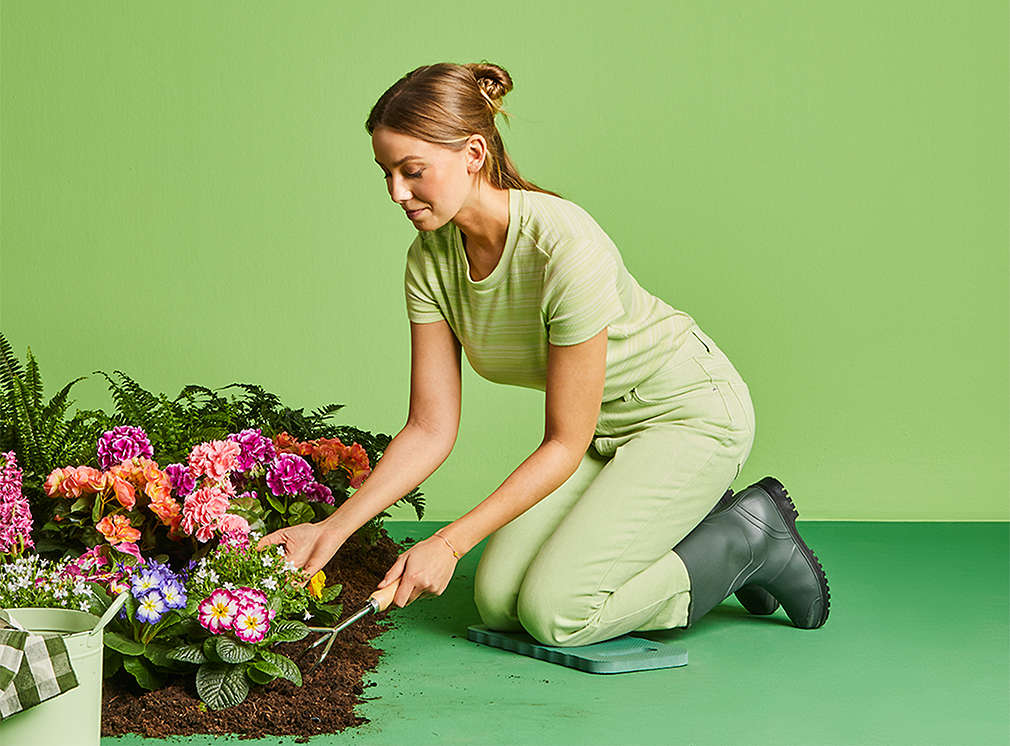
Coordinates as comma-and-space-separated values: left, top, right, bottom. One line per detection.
232, 605, 270, 644
197, 589, 239, 634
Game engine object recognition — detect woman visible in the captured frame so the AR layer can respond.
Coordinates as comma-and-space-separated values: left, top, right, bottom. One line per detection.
258, 62, 830, 647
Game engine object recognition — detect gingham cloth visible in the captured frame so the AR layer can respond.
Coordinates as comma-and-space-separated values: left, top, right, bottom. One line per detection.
0, 627, 79, 720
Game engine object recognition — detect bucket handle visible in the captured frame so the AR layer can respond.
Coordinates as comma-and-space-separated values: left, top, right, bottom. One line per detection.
89, 591, 130, 638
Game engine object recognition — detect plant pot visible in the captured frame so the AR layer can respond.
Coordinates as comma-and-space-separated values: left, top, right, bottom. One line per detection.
1, 607, 106, 746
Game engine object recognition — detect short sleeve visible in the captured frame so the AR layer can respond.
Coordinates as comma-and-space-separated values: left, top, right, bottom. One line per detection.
404, 234, 445, 324
542, 239, 625, 345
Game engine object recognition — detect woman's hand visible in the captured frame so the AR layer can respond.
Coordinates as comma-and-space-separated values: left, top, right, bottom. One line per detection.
377, 532, 460, 608
256, 521, 346, 580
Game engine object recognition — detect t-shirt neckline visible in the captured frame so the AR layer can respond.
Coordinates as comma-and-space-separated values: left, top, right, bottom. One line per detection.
454, 188, 521, 289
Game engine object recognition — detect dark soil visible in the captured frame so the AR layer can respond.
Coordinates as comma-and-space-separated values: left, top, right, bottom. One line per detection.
101, 527, 414, 742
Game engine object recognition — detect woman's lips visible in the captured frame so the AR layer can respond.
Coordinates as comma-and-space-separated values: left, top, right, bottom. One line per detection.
406, 208, 427, 219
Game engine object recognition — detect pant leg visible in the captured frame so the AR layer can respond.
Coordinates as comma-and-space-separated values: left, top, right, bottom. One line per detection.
516, 325, 756, 647
473, 447, 608, 631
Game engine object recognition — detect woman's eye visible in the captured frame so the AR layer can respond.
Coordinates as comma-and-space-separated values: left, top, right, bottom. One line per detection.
405, 170, 423, 178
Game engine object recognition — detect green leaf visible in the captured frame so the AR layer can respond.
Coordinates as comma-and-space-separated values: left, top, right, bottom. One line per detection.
287, 501, 313, 526
143, 642, 187, 670
249, 658, 283, 679
103, 648, 123, 678
258, 650, 302, 686
214, 636, 255, 664
245, 665, 277, 686
70, 496, 91, 514
316, 602, 343, 618
104, 630, 145, 656
266, 620, 309, 644
122, 655, 162, 690
92, 496, 104, 523
202, 637, 224, 663
195, 663, 250, 711
265, 492, 285, 515
320, 583, 343, 603
167, 642, 208, 665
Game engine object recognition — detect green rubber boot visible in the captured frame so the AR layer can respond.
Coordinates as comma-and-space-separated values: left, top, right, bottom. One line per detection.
700, 488, 780, 616
673, 477, 831, 629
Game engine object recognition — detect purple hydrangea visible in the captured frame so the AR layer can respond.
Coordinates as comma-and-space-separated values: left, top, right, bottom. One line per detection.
0, 451, 33, 554
265, 453, 315, 497
227, 428, 277, 473
164, 463, 197, 498
302, 482, 334, 505
97, 426, 154, 470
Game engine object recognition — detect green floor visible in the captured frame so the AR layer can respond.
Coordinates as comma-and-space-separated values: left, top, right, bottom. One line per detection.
104, 521, 1009, 746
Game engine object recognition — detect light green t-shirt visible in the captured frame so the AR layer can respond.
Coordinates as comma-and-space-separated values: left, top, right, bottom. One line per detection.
403, 187, 698, 403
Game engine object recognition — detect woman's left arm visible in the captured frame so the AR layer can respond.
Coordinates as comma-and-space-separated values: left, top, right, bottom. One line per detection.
377, 327, 608, 607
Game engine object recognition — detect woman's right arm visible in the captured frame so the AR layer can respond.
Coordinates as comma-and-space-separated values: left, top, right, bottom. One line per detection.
257, 319, 462, 576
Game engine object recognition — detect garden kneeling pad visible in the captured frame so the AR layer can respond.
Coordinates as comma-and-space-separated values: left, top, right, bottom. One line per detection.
466, 625, 687, 674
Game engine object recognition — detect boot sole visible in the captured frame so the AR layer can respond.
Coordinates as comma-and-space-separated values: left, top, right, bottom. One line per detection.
749, 476, 831, 629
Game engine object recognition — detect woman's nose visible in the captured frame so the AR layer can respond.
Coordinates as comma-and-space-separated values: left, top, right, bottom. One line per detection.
387, 175, 412, 203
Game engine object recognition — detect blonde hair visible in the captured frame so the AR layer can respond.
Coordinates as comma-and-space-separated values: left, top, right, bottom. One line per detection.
365, 61, 562, 198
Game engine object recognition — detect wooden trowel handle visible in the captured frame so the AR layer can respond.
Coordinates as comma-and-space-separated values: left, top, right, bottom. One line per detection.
368, 576, 402, 613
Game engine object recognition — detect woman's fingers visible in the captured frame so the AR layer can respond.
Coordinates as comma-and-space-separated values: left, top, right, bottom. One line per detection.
256, 529, 285, 552
377, 554, 406, 589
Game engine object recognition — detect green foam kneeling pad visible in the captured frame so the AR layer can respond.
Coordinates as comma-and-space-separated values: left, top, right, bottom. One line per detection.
466, 624, 688, 674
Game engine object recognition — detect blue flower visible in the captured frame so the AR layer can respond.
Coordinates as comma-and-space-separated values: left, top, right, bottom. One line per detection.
160, 580, 187, 610
135, 590, 166, 624
130, 568, 163, 598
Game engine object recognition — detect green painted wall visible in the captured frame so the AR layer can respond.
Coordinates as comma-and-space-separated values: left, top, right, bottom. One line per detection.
2, 1, 1006, 521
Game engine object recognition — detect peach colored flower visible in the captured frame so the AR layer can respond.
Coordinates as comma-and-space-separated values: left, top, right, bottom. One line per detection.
188, 440, 241, 482
111, 475, 136, 510
181, 485, 231, 543
97, 514, 141, 545
149, 493, 182, 530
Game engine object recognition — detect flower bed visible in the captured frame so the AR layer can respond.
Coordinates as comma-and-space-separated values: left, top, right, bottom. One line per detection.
0, 337, 424, 739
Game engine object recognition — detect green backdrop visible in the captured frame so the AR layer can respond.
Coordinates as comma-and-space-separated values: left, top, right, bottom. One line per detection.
2, 1, 1006, 521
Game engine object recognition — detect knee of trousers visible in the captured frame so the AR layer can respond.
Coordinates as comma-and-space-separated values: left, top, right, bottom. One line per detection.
515, 577, 589, 648
473, 575, 523, 632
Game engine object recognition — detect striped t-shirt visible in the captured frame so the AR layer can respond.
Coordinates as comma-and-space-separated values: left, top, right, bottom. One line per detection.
403, 187, 699, 403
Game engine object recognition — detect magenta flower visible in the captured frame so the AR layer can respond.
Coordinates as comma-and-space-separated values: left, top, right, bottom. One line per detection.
227, 428, 277, 473
265, 453, 315, 497
302, 482, 334, 505
233, 586, 268, 610
164, 463, 196, 498
264, 454, 315, 496
232, 605, 270, 643
198, 589, 239, 633
0, 451, 33, 554
97, 426, 154, 470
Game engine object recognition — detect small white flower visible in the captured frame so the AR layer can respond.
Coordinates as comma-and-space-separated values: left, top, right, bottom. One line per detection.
261, 577, 277, 590
275, 546, 285, 557
207, 570, 219, 584
303, 610, 312, 621
261, 556, 273, 568
222, 581, 235, 590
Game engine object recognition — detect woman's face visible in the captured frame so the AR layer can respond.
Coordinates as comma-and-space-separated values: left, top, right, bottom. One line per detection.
372, 126, 484, 229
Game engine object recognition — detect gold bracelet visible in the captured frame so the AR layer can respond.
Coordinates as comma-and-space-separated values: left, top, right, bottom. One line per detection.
434, 530, 462, 559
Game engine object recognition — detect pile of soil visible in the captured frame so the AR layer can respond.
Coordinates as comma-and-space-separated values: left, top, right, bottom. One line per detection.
101, 527, 414, 742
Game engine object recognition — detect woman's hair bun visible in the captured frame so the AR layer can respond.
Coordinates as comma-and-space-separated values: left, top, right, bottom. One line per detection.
466, 62, 513, 103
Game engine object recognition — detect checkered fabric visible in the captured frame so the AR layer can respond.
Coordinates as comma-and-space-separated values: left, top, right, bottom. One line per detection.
0, 627, 79, 719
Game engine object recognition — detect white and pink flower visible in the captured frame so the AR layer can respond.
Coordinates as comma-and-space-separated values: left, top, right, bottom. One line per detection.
232, 604, 270, 643
197, 588, 238, 633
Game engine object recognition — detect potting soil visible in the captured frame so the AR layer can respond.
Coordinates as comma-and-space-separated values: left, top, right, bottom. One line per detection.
101, 527, 409, 742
